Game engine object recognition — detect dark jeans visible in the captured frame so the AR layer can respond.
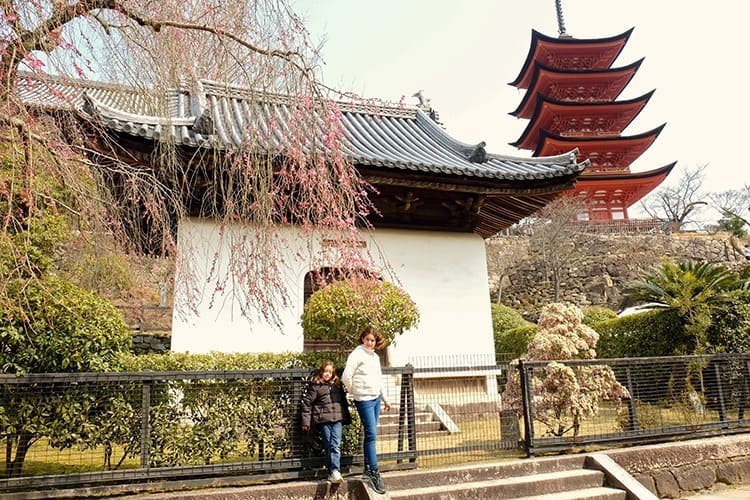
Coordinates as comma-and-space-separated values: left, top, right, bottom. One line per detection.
354, 396, 381, 472
319, 421, 342, 472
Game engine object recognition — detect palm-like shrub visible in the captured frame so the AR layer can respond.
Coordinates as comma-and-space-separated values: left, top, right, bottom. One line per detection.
624, 260, 742, 354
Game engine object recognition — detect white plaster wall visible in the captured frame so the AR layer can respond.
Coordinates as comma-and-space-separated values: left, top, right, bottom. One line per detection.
171, 219, 495, 367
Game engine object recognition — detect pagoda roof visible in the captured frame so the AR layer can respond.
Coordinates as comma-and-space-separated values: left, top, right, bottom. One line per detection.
535, 124, 666, 172
511, 91, 654, 151
569, 162, 676, 208
510, 28, 634, 89
510, 59, 643, 119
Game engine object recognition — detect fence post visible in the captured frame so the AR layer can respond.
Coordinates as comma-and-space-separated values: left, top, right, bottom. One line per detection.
518, 360, 534, 457
625, 366, 638, 431
741, 361, 750, 420
400, 364, 417, 463
713, 363, 727, 423
140, 380, 152, 469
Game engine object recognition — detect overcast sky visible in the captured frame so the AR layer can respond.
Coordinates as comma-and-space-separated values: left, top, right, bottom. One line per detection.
296, 0, 749, 209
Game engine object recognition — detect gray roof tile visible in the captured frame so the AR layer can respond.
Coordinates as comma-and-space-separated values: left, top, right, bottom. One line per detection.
17, 74, 587, 180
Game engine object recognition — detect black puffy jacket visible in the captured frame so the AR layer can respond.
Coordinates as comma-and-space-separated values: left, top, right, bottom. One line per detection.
300, 381, 352, 427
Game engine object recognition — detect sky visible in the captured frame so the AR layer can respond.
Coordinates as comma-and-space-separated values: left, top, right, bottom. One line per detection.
295, 0, 750, 218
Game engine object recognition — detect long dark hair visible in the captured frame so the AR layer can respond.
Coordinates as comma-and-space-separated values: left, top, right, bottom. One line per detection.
312, 360, 340, 385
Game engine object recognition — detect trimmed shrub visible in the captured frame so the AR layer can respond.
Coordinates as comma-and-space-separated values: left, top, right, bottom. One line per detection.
301, 278, 419, 350
495, 324, 537, 361
582, 306, 617, 327
595, 309, 685, 358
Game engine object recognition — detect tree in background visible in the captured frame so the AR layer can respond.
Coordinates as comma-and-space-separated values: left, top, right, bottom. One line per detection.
300, 278, 419, 352
639, 164, 708, 231
501, 303, 628, 437
710, 185, 750, 234
523, 197, 587, 301
0, 0, 374, 326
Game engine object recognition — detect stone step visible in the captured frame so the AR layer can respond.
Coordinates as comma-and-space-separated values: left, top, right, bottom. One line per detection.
388, 469, 612, 499
514, 486, 627, 500
373, 455, 588, 491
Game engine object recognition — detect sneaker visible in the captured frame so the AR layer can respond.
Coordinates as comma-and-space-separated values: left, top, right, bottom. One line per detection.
369, 470, 386, 495
328, 469, 343, 484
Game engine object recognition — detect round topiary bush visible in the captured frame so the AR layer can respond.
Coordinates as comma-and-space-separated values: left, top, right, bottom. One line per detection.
300, 278, 419, 351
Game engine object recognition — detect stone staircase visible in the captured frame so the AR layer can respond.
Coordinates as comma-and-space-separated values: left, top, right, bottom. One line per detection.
377, 405, 447, 437
129, 453, 654, 499
383, 455, 631, 499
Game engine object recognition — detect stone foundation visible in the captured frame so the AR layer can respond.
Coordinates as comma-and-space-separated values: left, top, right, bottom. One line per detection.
606, 434, 750, 498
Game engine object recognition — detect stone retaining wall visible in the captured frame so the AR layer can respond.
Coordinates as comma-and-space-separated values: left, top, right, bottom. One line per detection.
487, 231, 749, 317
606, 434, 750, 498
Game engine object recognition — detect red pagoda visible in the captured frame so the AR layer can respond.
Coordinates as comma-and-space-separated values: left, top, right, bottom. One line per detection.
509, 9, 675, 221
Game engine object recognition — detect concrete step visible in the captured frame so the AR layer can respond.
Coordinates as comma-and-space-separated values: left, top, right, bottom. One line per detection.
388, 469, 610, 499
514, 486, 627, 500
374, 455, 588, 491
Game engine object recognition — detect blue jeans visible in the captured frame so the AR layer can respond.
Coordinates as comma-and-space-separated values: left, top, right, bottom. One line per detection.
320, 421, 342, 473
354, 396, 381, 472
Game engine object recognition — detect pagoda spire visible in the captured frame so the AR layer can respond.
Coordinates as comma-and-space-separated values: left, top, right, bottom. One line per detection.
555, 0, 570, 38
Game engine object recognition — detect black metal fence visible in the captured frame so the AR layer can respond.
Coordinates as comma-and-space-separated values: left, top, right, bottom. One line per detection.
4, 353, 750, 493
0, 367, 419, 493
518, 354, 750, 455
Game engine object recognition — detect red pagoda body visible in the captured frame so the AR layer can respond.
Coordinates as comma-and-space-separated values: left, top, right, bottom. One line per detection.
510, 28, 675, 221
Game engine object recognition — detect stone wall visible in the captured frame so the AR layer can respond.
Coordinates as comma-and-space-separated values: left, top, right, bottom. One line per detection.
607, 434, 750, 498
486, 231, 749, 318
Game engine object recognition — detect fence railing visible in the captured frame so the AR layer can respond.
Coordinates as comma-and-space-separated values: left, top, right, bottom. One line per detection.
4, 353, 750, 493
0, 367, 419, 493
518, 353, 750, 456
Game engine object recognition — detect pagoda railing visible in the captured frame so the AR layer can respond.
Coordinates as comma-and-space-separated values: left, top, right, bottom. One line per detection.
571, 218, 671, 234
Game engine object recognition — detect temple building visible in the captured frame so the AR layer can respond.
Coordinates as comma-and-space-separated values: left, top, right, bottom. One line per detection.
19, 73, 587, 370
509, 19, 675, 221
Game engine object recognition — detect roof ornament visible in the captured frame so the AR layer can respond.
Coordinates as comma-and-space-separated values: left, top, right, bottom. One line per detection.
555, 0, 572, 38
412, 90, 444, 126
412, 89, 431, 109
469, 141, 488, 163
188, 70, 214, 135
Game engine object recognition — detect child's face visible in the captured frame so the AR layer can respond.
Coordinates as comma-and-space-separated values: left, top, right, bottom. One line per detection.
321, 366, 334, 381
362, 333, 377, 351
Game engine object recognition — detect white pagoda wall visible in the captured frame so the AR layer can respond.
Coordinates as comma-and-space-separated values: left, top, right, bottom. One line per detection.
171, 218, 495, 367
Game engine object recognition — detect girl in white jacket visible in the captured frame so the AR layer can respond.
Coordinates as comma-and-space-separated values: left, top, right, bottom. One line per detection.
341, 326, 390, 494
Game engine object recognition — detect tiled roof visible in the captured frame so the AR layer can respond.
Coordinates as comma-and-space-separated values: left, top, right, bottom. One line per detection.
18, 74, 586, 181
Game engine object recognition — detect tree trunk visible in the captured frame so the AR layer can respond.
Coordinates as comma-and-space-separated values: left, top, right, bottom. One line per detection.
7, 431, 34, 478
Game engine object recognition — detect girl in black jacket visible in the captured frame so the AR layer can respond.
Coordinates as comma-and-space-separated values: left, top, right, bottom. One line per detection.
300, 360, 351, 483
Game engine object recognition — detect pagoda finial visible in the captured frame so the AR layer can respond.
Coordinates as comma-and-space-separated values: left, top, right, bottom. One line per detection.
555, 0, 571, 38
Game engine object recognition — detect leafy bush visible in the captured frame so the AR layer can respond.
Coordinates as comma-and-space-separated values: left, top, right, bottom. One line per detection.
495, 324, 537, 361
491, 303, 533, 361
582, 306, 617, 327
491, 303, 528, 333
706, 297, 750, 354
117, 352, 361, 469
0, 276, 131, 476
301, 278, 419, 350
596, 309, 685, 358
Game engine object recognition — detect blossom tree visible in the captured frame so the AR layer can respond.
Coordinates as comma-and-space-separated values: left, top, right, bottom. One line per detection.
0, 1, 375, 325
502, 303, 628, 437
